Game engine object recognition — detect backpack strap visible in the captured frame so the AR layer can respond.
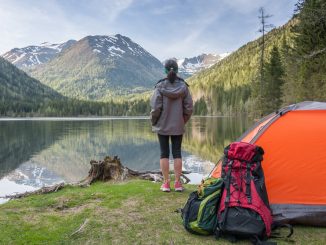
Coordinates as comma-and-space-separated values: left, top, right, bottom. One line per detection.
224, 160, 233, 204
155, 77, 189, 87
246, 162, 252, 204
155, 78, 167, 87
177, 77, 190, 87
220, 160, 233, 229
270, 223, 294, 238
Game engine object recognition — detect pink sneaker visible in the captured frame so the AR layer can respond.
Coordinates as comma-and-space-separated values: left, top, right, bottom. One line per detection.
174, 181, 184, 192
160, 182, 170, 192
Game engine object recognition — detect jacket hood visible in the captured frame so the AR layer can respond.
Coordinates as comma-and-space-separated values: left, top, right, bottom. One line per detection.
157, 79, 186, 99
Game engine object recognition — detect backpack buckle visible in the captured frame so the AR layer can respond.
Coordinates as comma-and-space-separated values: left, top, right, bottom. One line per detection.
225, 196, 230, 203
247, 196, 252, 204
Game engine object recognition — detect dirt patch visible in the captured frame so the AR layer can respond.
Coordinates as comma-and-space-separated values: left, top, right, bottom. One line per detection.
121, 197, 141, 209
103, 197, 144, 223
22, 212, 41, 225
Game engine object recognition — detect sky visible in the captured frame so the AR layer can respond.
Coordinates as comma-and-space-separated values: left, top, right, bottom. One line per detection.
0, 0, 298, 60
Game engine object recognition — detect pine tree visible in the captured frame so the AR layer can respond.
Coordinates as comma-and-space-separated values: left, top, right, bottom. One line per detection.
285, 0, 326, 101
262, 46, 285, 114
250, 7, 275, 117
280, 34, 298, 105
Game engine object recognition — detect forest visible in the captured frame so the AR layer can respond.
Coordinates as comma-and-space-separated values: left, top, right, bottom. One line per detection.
0, 97, 151, 117
190, 0, 326, 117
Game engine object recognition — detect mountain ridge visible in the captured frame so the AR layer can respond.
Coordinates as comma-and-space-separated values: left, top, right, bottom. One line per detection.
1, 36, 232, 102
176, 53, 229, 78
0, 56, 64, 113
28, 34, 165, 101
2, 40, 76, 68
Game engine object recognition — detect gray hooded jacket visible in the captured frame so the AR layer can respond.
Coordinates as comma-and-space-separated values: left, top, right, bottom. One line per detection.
150, 78, 193, 135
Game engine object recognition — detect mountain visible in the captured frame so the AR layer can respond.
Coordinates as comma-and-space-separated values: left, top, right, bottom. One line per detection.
28, 34, 165, 100
177, 53, 229, 78
2, 40, 76, 69
0, 56, 63, 107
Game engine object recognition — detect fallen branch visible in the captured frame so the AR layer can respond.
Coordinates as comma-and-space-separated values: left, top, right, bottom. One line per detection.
2, 182, 65, 199
70, 218, 89, 236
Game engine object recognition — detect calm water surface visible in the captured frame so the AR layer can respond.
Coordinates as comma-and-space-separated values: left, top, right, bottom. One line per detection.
0, 117, 251, 203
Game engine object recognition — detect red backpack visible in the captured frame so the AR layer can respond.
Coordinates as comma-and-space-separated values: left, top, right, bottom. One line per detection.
217, 142, 273, 243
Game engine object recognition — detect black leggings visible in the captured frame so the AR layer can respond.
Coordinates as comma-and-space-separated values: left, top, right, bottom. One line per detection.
158, 134, 183, 159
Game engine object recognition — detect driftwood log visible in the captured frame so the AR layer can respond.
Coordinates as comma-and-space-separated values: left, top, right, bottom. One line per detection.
0, 182, 66, 199
2, 156, 191, 200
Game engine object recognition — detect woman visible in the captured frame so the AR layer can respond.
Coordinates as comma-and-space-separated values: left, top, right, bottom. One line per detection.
150, 59, 193, 192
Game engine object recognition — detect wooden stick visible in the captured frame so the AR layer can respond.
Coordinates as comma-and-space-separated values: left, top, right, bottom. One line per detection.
70, 218, 89, 236
181, 174, 191, 184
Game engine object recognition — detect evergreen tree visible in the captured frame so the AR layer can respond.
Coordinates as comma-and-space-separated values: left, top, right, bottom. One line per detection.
285, 0, 326, 102
250, 74, 263, 117
262, 46, 284, 114
280, 34, 297, 105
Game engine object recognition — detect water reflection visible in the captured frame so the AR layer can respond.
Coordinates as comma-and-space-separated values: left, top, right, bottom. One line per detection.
0, 120, 65, 179
0, 117, 251, 198
185, 116, 250, 162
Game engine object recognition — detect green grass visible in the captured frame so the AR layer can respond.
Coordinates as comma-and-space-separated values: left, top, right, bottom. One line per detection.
0, 180, 325, 244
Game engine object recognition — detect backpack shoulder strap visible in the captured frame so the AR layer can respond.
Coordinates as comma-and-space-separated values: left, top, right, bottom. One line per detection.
177, 77, 189, 87
155, 78, 167, 88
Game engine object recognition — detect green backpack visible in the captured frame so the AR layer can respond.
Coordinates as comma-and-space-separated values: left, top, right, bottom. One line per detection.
181, 177, 223, 235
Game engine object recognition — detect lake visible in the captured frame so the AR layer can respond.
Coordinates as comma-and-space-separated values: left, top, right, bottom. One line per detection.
0, 116, 251, 203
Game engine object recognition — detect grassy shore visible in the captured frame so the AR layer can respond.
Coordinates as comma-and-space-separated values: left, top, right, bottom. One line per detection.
0, 180, 325, 245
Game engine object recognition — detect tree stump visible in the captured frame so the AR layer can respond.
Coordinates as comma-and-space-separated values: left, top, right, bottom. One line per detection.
2, 156, 191, 199
78, 155, 191, 186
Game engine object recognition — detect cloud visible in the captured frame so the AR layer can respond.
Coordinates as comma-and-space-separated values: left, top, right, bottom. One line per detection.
0, 0, 296, 60
82, 0, 133, 21
150, 4, 176, 15
0, 0, 133, 54
155, 2, 224, 59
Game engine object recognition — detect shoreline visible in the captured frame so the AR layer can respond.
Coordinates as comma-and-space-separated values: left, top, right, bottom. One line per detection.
0, 115, 231, 121
0, 116, 150, 121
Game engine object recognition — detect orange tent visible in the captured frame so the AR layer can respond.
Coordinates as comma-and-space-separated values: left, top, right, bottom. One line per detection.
211, 101, 326, 226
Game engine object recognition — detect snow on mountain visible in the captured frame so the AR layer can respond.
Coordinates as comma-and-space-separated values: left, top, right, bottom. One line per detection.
29, 34, 165, 100
176, 53, 230, 78
87, 34, 156, 60
219, 52, 230, 59
1, 40, 76, 68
